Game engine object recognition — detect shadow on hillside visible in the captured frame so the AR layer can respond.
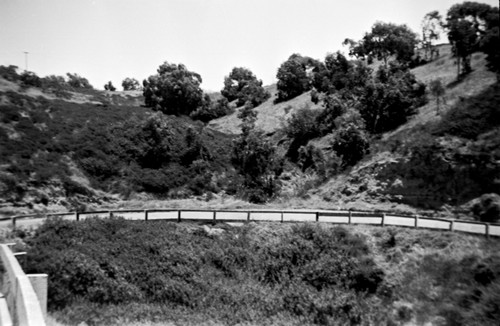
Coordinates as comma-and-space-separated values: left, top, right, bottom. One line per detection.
375, 82, 500, 210
434, 82, 500, 139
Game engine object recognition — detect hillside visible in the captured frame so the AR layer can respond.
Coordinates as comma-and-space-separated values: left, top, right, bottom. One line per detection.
208, 84, 322, 135
307, 47, 499, 216
0, 79, 234, 215
0, 44, 499, 219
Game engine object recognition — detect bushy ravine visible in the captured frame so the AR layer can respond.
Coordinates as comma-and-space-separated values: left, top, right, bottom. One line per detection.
17, 217, 500, 326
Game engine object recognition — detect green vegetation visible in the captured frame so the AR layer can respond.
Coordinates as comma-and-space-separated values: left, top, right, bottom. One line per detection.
104, 81, 116, 91
23, 218, 500, 326
275, 54, 321, 102
221, 67, 270, 107
344, 22, 418, 66
0, 90, 233, 209
232, 103, 282, 203
143, 62, 204, 116
121, 77, 141, 91
446, 2, 499, 76
24, 218, 384, 325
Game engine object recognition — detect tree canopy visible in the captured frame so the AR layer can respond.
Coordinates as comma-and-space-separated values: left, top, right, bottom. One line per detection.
446, 1, 498, 76
421, 11, 444, 61
344, 22, 418, 65
143, 62, 204, 116
221, 67, 270, 107
122, 77, 141, 91
275, 54, 321, 102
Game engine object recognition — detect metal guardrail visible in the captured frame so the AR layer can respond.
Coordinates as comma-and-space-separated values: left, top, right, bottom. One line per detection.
2, 209, 500, 238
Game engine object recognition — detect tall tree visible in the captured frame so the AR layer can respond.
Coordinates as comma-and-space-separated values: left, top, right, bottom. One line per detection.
143, 62, 204, 116
232, 102, 281, 203
221, 67, 270, 107
421, 11, 444, 61
446, 1, 497, 76
276, 54, 321, 102
344, 22, 418, 66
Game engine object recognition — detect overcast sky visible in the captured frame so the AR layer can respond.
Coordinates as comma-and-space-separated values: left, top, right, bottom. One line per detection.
0, 0, 498, 91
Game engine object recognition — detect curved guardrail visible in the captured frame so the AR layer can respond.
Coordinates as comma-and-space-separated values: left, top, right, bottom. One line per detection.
1, 208, 499, 238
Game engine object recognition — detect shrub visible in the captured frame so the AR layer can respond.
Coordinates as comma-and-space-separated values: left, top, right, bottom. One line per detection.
20, 71, 41, 88
0, 65, 20, 82
104, 81, 116, 91
472, 193, 500, 223
66, 73, 93, 89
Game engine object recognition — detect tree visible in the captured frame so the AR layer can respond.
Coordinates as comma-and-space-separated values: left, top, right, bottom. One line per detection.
122, 77, 141, 91
446, 2, 497, 76
480, 6, 500, 76
429, 79, 446, 113
331, 109, 370, 167
285, 107, 321, 161
104, 81, 116, 91
221, 67, 270, 107
143, 62, 204, 116
344, 22, 419, 66
421, 11, 444, 61
357, 62, 427, 134
276, 54, 321, 102
232, 102, 281, 203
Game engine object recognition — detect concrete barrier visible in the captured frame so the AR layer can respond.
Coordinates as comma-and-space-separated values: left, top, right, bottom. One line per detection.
0, 244, 46, 326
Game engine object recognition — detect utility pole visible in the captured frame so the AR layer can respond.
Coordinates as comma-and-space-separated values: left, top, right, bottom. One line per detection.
24, 51, 29, 71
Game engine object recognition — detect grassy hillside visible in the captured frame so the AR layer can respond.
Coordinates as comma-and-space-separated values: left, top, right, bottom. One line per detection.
19, 218, 500, 326
208, 84, 322, 135
287, 47, 500, 215
0, 81, 234, 215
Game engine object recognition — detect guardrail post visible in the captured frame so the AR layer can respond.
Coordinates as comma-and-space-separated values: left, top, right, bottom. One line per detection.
177, 210, 181, 223
315, 212, 319, 222
414, 214, 419, 228
485, 223, 490, 238
109, 210, 113, 218
381, 213, 386, 226
213, 211, 216, 223
247, 211, 250, 222
281, 211, 284, 223
76, 212, 80, 221
449, 220, 454, 232
144, 209, 149, 221
348, 210, 352, 224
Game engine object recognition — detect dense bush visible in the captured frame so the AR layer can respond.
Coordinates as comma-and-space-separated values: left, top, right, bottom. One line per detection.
472, 193, 500, 223
0, 91, 233, 203
25, 219, 387, 325
190, 96, 232, 122
66, 73, 93, 89
20, 71, 41, 88
0, 65, 20, 82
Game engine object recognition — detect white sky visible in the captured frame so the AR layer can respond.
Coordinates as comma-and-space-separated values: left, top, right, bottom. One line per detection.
0, 0, 498, 91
